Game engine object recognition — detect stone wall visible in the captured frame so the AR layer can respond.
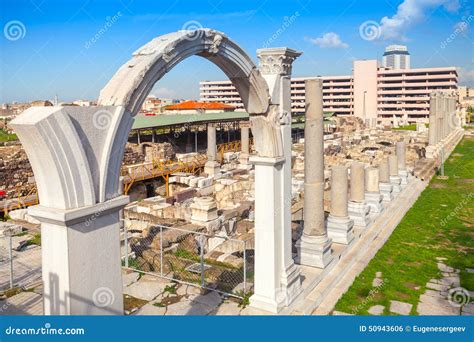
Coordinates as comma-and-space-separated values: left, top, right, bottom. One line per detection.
0, 142, 167, 197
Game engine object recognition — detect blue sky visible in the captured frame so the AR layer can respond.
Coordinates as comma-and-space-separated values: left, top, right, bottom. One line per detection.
0, 0, 472, 103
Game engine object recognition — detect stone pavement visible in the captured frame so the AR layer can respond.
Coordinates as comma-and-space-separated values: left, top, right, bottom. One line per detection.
416, 259, 466, 316
333, 259, 471, 316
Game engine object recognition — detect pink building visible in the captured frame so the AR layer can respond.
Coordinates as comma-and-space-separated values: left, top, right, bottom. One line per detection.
200, 60, 458, 124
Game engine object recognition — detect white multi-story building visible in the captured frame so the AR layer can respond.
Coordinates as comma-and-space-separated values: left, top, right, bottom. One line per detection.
382, 45, 411, 70
200, 60, 457, 124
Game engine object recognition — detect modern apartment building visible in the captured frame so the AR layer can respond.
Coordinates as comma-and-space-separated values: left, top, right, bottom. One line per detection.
200, 60, 457, 124
382, 45, 411, 70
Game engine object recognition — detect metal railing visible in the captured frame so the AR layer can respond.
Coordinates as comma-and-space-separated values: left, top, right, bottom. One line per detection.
0, 232, 42, 292
122, 224, 253, 298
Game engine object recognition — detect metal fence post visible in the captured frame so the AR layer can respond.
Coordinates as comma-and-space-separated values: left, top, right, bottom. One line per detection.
8, 234, 13, 289
243, 240, 246, 295
160, 225, 163, 276
199, 235, 205, 287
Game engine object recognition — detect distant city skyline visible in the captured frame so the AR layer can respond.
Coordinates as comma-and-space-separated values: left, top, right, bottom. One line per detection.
1, 0, 472, 103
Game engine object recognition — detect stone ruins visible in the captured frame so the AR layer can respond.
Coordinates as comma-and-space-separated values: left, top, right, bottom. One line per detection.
4, 28, 465, 315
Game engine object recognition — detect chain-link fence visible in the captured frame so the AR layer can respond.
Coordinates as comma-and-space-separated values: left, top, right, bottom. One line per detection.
122, 224, 254, 298
0, 231, 42, 292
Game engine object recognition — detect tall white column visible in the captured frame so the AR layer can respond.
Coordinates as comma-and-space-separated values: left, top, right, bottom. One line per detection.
249, 48, 302, 312
248, 156, 285, 312
348, 162, 371, 227
296, 79, 333, 267
204, 124, 220, 176
327, 165, 354, 245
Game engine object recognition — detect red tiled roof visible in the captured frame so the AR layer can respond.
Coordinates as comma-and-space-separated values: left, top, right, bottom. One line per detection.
165, 101, 235, 111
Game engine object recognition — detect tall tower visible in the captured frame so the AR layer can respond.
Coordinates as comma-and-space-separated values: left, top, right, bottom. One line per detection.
382, 45, 410, 69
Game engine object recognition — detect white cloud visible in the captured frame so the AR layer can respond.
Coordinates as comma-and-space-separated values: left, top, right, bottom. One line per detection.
377, 0, 460, 41
458, 67, 474, 86
308, 32, 349, 48
151, 87, 175, 98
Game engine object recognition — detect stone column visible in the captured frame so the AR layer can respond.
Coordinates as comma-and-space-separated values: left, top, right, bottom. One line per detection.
364, 167, 384, 214
379, 158, 393, 202
348, 162, 371, 227
388, 155, 401, 195
296, 78, 333, 268
427, 92, 439, 159
428, 93, 437, 145
204, 124, 220, 176
250, 48, 302, 313
327, 165, 354, 245
185, 129, 193, 153
238, 122, 250, 169
396, 141, 409, 185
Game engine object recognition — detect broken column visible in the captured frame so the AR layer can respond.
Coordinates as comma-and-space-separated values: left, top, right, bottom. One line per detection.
379, 158, 393, 202
190, 196, 221, 232
327, 165, 354, 245
296, 78, 333, 268
396, 141, 409, 186
389, 155, 401, 195
348, 162, 371, 228
204, 124, 220, 176
364, 167, 384, 214
238, 122, 250, 169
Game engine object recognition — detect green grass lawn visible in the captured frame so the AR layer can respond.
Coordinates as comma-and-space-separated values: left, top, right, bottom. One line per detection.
392, 124, 418, 131
0, 129, 18, 142
334, 136, 474, 315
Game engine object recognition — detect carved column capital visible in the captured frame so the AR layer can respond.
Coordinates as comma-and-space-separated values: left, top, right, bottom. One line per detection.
257, 48, 302, 76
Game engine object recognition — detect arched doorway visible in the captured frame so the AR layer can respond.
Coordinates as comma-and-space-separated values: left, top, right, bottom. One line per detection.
11, 29, 300, 314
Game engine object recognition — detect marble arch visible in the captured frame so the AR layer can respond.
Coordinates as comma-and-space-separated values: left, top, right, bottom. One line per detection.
11, 29, 301, 314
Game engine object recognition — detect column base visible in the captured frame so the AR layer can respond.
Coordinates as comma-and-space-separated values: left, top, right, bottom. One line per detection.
295, 234, 333, 268
390, 176, 402, 195
399, 170, 409, 186
327, 215, 354, 245
279, 263, 302, 307
348, 200, 371, 228
379, 182, 394, 202
249, 293, 286, 314
426, 145, 438, 159
204, 160, 220, 176
365, 192, 384, 214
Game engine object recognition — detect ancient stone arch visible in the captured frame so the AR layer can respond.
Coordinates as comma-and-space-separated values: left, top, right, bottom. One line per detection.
11, 29, 301, 315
